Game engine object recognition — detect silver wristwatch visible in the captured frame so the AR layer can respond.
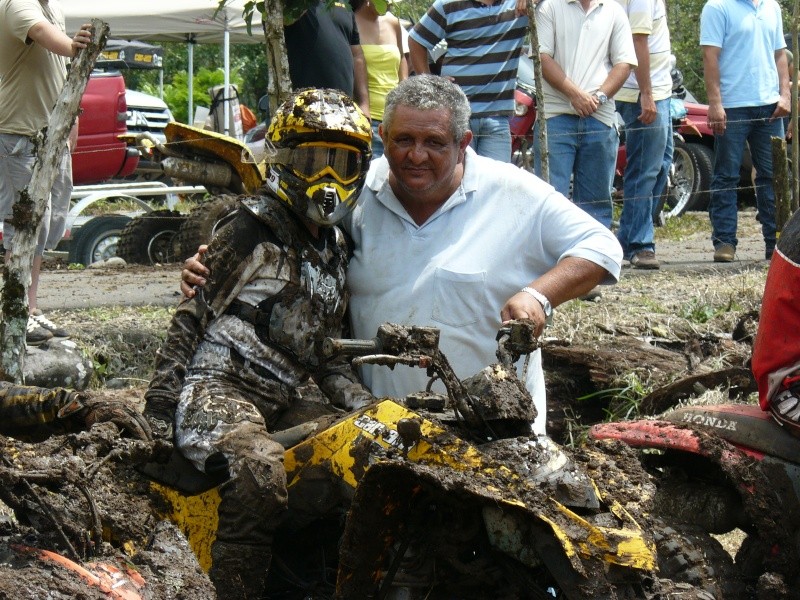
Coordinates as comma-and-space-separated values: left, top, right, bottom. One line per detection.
594, 91, 608, 105
521, 287, 553, 326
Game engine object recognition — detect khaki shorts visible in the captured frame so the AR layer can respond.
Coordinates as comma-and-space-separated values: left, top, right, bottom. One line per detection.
0, 133, 72, 254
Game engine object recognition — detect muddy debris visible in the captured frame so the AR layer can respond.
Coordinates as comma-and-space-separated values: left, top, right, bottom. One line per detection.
0, 423, 215, 599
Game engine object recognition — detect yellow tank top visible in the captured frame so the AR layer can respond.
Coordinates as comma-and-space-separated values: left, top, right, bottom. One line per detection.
362, 44, 401, 121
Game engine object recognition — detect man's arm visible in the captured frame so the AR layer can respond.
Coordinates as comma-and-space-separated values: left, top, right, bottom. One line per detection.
351, 44, 371, 120
631, 33, 655, 124
702, 45, 726, 135
409, 38, 431, 75
500, 257, 609, 336
600, 62, 633, 100
773, 48, 791, 120
27, 21, 91, 58
540, 54, 598, 117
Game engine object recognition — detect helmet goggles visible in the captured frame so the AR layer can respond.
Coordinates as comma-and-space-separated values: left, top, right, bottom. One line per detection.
272, 142, 367, 185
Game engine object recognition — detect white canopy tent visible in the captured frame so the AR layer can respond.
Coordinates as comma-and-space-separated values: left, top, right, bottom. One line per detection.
64, 0, 263, 134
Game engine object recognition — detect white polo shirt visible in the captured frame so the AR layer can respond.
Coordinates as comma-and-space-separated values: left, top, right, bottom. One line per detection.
342, 149, 623, 434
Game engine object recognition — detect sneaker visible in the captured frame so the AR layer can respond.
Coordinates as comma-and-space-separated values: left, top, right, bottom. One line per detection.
26, 316, 53, 346
30, 311, 69, 338
630, 250, 660, 270
578, 287, 602, 301
713, 243, 736, 263
769, 388, 800, 437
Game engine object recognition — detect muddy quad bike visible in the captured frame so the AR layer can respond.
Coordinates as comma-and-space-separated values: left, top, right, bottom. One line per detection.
591, 404, 800, 598
117, 122, 263, 264
139, 320, 708, 600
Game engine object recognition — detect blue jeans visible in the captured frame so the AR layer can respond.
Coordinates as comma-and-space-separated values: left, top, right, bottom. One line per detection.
469, 115, 512, 162
371, 119, 384, 159
533, 114, 618, 228
616, 98, 670, 258
709, 103, 782, 253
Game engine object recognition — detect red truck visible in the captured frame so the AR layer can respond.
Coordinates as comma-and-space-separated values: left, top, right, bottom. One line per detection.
73, 71, 140, 184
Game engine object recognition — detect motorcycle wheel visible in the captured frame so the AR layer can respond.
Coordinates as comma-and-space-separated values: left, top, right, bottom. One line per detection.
174, 195, 240, 261
116, 210, 186, 265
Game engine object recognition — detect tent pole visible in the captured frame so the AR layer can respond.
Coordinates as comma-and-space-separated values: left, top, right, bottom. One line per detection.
188, 36, 195, 125
224, 27, 231, 135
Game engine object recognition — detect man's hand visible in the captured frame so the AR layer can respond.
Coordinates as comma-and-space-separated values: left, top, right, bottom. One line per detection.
638, 92, 657, 125
707, 102, 726, 136
71, 24, 93, 57
772, 93, 791, 121
58, 393, 152, 441
570, 90, 599, 118
181, 245, 209, 298
500, 291, 547, 337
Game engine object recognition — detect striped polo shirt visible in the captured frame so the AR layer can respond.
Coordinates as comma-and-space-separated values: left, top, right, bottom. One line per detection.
410, 0, 528, 118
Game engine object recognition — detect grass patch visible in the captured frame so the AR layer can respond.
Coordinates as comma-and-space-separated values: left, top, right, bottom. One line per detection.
655, 211, 709, 242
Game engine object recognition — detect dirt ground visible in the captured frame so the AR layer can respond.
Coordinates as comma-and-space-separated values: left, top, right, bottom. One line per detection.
0, 210, 778, 597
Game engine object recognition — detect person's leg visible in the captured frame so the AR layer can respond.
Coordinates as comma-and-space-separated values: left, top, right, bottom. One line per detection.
709, 106, 751, 253
747, 103, 783, 258
573, 116, 618, 228
617, 98, 670, 260
176, 378, 288, 600
470, 115, 512, 162
534, 114, 578, 198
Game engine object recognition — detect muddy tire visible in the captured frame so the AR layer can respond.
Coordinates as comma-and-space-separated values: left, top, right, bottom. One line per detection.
653, 521, 741, 599
117, 210, 186, 265
174, 195, 240, 261
68, 214, 132, 266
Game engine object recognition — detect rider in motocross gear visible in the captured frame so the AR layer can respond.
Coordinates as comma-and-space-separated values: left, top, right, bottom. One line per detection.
752, 207, 800, 434
143, 87, 374, 599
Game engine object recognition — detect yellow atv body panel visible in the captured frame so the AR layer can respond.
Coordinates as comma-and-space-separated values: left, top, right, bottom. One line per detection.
151, 400, 655, 574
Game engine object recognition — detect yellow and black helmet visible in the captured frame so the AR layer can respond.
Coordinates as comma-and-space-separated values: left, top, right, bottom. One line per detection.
265, 88, 372, 226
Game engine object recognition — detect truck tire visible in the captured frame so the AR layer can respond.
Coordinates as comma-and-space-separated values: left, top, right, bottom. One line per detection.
68, 214, 132, 266
117, 210, 186, 265
656, 140, 714, 219
174, 195, 240, 261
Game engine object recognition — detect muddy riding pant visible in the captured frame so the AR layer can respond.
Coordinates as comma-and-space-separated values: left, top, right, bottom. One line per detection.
175, 370, 293, 586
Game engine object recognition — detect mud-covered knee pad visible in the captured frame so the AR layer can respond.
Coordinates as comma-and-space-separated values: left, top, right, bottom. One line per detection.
215, 425, 288, 545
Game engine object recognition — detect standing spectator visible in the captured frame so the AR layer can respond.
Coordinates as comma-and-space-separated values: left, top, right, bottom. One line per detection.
353, 0, 408, 158
614, 0, 672, 269
701, 0, 790, 262
407, 0, 528, 162
283, 0, 371, 118
534, 0, 636, 228
0, 0, 91, 345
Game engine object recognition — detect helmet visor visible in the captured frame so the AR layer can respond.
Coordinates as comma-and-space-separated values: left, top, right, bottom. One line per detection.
276, 142, 365, 185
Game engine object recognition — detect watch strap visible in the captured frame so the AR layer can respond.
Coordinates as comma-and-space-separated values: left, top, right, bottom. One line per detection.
520, 287, 553, 325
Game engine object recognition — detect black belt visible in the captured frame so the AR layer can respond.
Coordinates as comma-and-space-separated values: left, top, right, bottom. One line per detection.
227, 299, 272, 327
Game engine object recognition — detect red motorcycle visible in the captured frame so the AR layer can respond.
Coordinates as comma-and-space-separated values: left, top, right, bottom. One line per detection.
590, 404, 800, 598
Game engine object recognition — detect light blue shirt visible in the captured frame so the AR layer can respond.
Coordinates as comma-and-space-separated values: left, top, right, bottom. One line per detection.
700, 0, 785, 108
342, 149, 623, 434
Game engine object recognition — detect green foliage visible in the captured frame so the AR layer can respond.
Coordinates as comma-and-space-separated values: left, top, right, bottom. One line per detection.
163, 67, 245, 124
579, 372, 652, 422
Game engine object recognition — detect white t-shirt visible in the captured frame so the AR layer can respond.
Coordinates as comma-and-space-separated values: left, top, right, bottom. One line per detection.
343, 149, 623, 434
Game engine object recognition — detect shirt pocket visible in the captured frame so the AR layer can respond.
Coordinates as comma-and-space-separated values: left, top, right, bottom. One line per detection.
431, 268, 487, 328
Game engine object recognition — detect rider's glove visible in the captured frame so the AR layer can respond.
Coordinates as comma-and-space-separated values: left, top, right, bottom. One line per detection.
58, 392, 153, 441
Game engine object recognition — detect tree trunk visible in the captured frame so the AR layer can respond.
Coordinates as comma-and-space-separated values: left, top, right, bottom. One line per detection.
261, 0, 293, 116
527, 0, 548, 182
0, 20, 108, 383
773, 136, 792, 233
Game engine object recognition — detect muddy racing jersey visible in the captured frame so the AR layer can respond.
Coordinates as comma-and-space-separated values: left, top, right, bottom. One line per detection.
145, 194, 371, 424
